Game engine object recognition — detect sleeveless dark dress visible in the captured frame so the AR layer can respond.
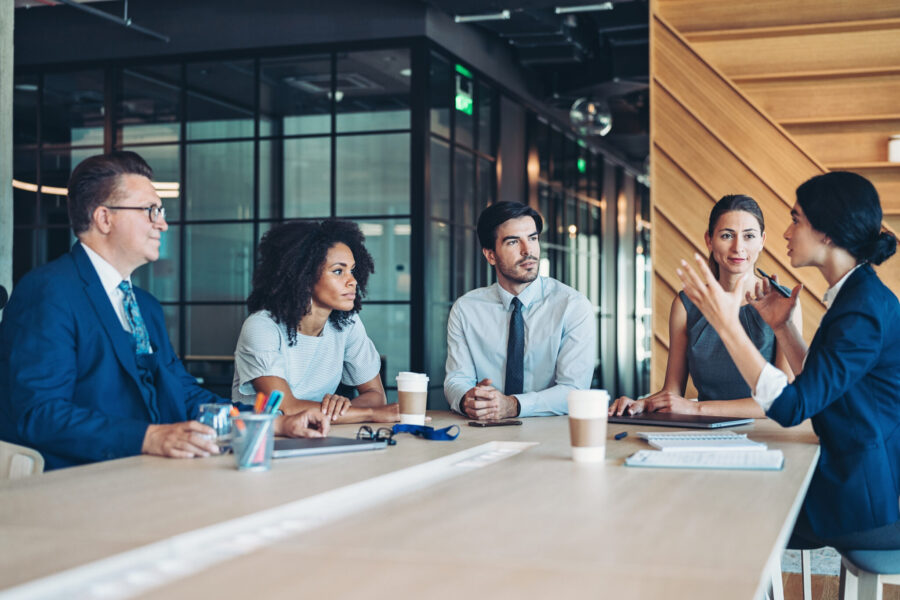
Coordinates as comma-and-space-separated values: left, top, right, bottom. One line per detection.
679, 291, 776, 401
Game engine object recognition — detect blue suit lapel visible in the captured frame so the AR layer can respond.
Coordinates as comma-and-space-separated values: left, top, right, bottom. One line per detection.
70, 243, 143, 385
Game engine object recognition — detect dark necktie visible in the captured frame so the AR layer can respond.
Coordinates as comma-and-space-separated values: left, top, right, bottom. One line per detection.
118, 280, 151, 355
505, 297, 524, 396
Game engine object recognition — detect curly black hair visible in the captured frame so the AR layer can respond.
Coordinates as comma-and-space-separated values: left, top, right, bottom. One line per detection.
247, 219, 375, 346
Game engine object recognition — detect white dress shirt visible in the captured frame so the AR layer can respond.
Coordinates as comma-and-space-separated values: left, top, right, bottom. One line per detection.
752, 264, 863, 411
444, 276, 597, 417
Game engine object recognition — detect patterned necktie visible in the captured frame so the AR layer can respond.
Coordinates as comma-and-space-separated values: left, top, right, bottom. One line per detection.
118, 280, 151, 355
505, 297, 524, 396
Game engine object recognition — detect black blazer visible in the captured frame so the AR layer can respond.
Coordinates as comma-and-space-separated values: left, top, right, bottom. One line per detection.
768, 264, 900, 539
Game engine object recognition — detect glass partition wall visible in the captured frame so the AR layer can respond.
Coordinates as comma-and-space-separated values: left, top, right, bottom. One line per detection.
12, 40, 650, 404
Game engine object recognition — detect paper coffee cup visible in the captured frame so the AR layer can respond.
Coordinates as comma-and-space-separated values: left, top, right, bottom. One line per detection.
567, 389, 610, 463
396, 372, 429, 425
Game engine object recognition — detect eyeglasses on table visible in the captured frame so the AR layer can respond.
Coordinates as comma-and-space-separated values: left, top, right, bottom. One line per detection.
356, 425, 396, 446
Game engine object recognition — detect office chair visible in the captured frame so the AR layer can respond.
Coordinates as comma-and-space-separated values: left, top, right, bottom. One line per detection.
839, 549, 900, 600
0, 441, 45, 479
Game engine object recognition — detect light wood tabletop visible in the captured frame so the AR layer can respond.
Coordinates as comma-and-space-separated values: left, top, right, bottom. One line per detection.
0, 412, 820, 600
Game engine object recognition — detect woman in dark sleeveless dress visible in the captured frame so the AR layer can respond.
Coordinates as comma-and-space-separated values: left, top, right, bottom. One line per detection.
610, 195, 800, 418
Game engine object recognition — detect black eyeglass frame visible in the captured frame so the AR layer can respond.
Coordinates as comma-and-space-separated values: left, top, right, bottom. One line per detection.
356, 425, 396, 446
103, 205, 166, 223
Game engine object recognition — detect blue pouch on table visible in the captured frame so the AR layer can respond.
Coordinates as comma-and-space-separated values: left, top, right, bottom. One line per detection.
391, 424, 460, 441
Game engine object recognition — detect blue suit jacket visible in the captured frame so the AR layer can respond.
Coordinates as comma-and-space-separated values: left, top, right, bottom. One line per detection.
0, 243, 225, 470
767, 264, 900, 539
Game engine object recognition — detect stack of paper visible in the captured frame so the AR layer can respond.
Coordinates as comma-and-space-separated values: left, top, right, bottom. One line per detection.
625, 450, 785, 470
637, 431, 767, 452
626, 431, 783, 470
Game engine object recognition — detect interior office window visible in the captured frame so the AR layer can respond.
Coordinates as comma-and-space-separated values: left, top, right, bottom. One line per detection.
476, 157, 493, 217
476, 81, 494, 156
40, 148, 93, 236
430, 137, 451, 220
454, 148, 475, 225
536, 119, 550, 180
132, 224, 180, 303
430, 53, 452, 139
185, 304, 247, 357
12, 229, 36, 285
336, 49, 410, 133
576, 200, 590, 297
13, 150, 37, 227
186, 60, 255, 140
184, 223, 253, 302
335, 133, 409, 216
120, 144, 182, 219
588, 204, 601, 308
453, 227, 476, 298
428, 220, 452, 304
359, 303, 410, 394
161, 306, 180, 357
260, 54, 332, 137
14, 75, 38, 146
185, 141, 254, 220
282, 136, 331, 218
257, 140, 280, 220
116, 65, 181, 145
41, 70, 105, 147
357, 219, 411, 301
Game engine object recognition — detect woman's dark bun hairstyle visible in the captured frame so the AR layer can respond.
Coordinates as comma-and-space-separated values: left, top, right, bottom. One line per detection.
796, 171, 896, 265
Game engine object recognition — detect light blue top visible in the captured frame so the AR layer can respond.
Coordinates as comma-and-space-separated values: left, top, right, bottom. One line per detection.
444, 276, 597, 417
231, 310, 381, 405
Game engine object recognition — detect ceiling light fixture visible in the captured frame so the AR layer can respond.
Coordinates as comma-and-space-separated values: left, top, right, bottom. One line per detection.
454, 10, 510, 23
555, 3, 614, 14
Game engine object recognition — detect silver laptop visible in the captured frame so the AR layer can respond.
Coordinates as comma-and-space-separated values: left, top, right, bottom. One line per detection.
272, 436, 387, 458
607, 412, 754, 429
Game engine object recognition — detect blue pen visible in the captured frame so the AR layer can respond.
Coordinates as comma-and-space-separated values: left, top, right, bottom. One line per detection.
267, 393, 284, 415
756, 268, 792, 298
263, 390, 283, 414
614, 431, 628, 440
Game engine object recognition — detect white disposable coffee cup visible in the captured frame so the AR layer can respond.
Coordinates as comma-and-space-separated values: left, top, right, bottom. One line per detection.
567, 389, 610, 463
396, 372, 429, 425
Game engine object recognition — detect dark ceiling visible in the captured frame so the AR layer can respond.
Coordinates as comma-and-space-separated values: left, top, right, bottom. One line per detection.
422, 0, 649, 163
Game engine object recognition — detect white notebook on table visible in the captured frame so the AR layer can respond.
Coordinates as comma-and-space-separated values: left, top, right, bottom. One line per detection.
637, 431, 767, 452
625, 450, 785, 470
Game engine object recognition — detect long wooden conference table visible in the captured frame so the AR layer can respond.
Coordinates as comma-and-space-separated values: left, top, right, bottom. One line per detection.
0, 412, 819, 599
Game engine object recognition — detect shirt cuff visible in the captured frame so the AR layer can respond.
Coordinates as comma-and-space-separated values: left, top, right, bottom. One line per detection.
752, 363, 788, 412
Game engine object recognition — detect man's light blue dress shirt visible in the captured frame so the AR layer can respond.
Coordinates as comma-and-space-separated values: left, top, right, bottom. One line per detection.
444, 276, 597, 417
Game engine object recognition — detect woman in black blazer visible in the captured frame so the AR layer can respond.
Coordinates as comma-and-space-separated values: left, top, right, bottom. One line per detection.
678, 171, 900, 550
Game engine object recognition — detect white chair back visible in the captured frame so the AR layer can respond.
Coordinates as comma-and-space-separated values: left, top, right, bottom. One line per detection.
0, 441, 45, 479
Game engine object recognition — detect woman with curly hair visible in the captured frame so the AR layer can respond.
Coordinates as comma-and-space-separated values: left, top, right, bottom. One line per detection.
231, 219, 398, 423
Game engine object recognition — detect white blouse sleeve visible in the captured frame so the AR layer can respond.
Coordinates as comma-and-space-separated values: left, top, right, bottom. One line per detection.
752, 362, 789, 412
341, 316, 382, 387
233, 313, 289, 396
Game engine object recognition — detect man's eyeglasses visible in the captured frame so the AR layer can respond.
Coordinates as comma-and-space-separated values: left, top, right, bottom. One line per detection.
104, 205, 166, 223
357, 425, 396, 446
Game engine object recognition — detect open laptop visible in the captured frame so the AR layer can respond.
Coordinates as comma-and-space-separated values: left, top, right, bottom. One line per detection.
273, 436, 387, 458
607, 412, 754, 429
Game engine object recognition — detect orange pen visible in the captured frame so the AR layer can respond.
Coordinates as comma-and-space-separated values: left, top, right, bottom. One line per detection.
230, 406, 246, 432
253, 391, 266, 414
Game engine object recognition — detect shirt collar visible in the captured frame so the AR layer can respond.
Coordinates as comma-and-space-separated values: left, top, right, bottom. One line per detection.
823, 264, 862, 309
81, 242, 131, 295
495, 276, 543, 311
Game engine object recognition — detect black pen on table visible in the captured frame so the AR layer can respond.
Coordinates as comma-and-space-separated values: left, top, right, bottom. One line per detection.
756, 268, 792, 298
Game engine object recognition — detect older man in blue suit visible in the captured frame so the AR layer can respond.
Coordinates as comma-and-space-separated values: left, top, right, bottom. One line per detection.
0, 152, 328, 470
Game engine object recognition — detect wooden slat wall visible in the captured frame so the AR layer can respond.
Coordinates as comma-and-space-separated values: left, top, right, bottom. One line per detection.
650, 0, 900, 390
659, 0, 900, 33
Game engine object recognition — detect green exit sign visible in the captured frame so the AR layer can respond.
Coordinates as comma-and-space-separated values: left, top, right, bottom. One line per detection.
455, 65, 473, 116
